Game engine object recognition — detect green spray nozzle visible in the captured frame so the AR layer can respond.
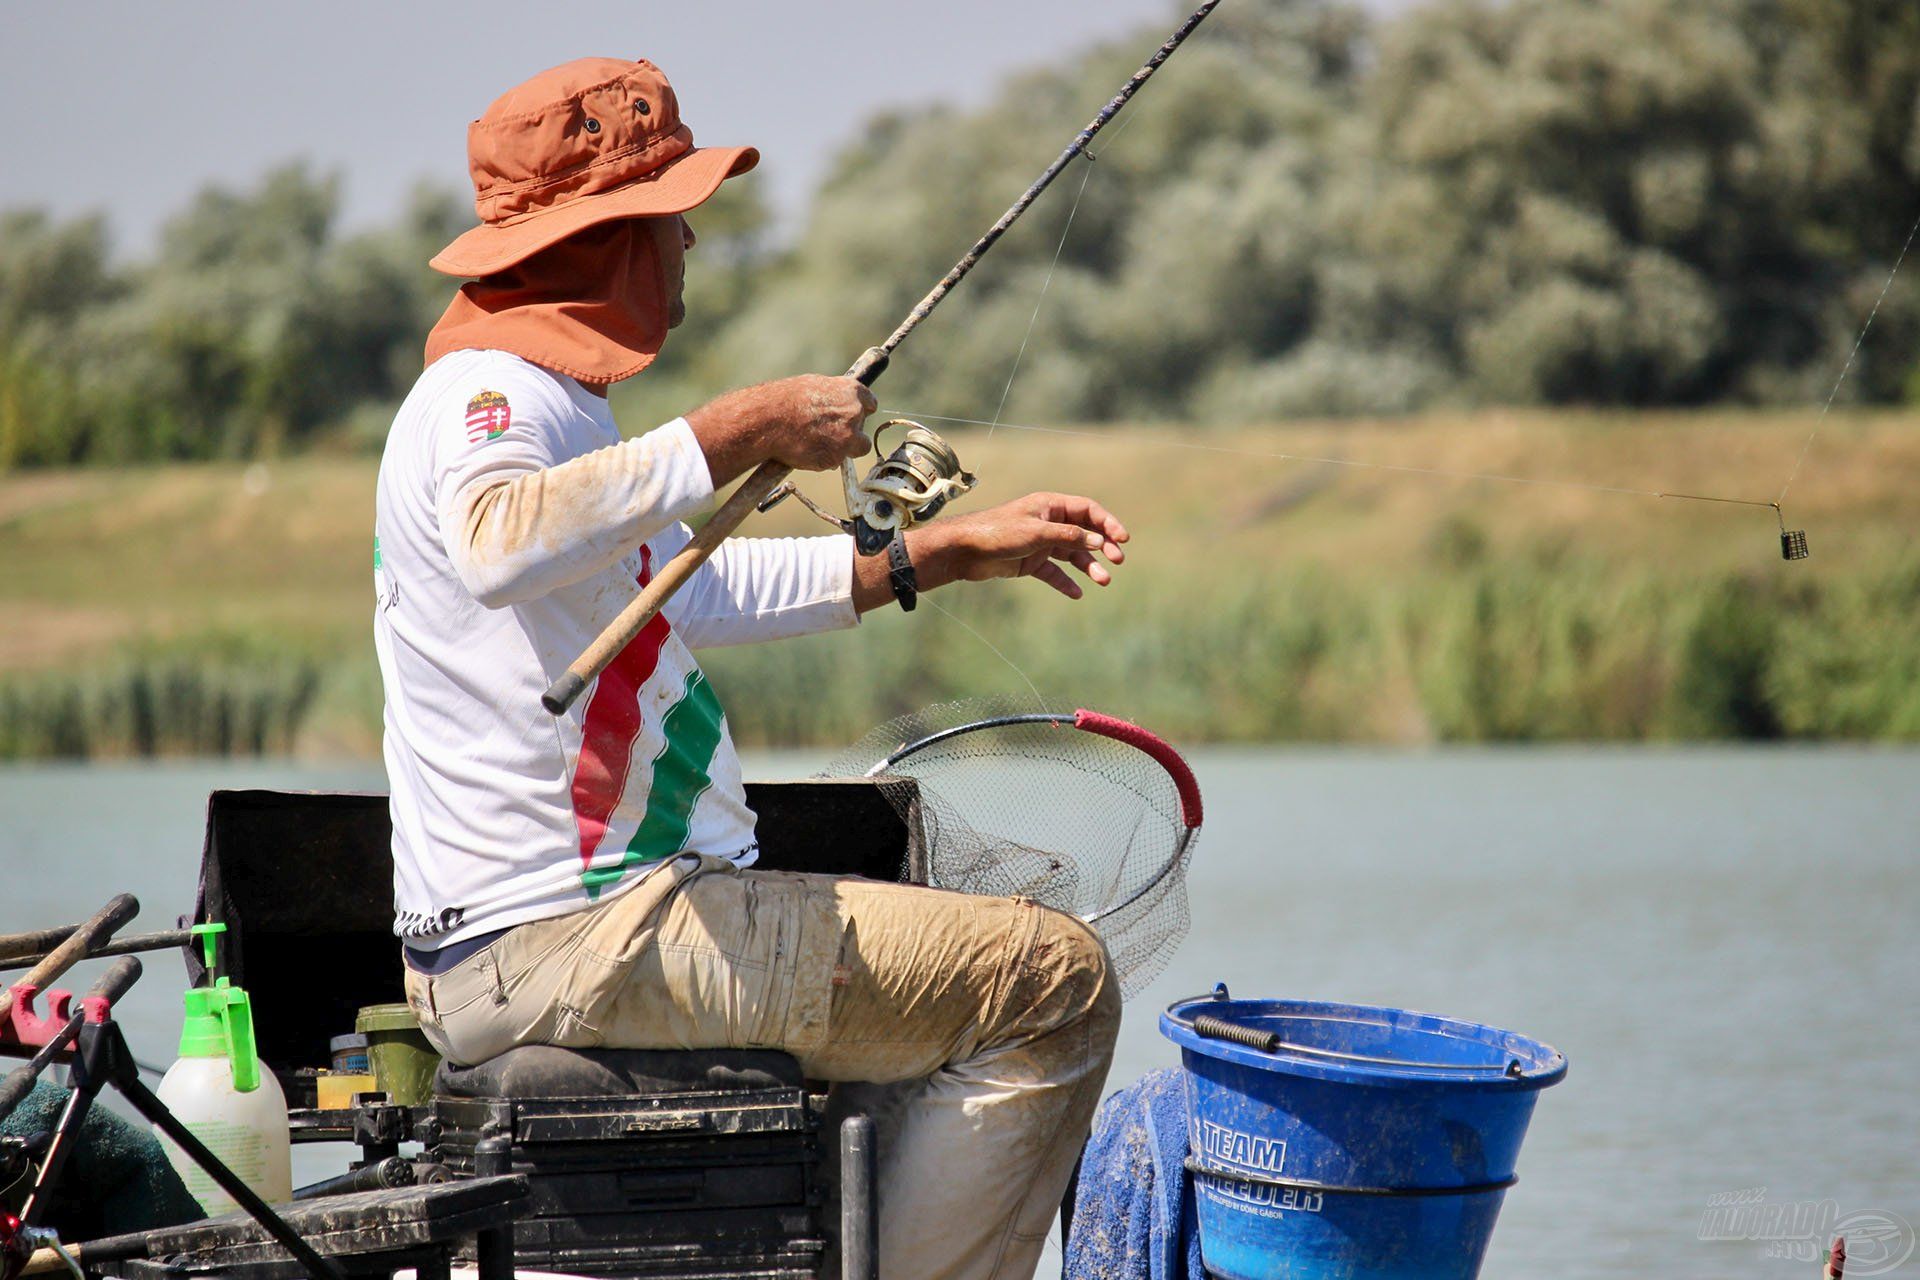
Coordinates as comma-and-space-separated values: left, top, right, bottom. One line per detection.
189, 922, 226, 977
178, 923, 260, 1092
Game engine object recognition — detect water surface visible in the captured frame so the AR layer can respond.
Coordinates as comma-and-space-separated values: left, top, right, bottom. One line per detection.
1, 748, 1913, 1279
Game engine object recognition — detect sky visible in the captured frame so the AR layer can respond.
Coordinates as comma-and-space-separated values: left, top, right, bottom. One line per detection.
1, 0, 1411, 257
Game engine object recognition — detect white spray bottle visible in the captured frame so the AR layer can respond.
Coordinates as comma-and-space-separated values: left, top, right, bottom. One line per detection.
154, 923, 293, 1212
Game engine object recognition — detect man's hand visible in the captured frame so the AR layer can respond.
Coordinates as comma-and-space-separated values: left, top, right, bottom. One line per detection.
686, 376, 876, 487
853, 492, 1129, 613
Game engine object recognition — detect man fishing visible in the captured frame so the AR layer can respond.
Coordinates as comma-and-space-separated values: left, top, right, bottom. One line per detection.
376, 58, 1127, 1279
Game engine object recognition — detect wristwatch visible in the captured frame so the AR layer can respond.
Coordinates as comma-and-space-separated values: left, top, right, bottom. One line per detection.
887, 529, 918, 612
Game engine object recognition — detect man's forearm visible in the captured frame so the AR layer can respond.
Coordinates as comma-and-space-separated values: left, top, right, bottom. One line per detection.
685, 376, 876, 487
684, 382, 794, 486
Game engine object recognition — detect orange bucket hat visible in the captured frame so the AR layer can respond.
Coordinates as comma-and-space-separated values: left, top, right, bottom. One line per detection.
430, 57, 758, 278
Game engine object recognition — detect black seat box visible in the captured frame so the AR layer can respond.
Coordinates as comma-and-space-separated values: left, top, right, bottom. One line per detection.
429, 1046, 825, 1279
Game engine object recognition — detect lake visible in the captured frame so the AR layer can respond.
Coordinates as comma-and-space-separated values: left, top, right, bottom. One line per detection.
2, 747, 1914, 1279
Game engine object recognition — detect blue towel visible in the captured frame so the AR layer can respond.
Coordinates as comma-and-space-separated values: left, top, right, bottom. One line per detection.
1064, 1067, 1205, 1280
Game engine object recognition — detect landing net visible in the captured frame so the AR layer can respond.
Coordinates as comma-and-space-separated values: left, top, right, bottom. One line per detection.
820, 698, 1203, 995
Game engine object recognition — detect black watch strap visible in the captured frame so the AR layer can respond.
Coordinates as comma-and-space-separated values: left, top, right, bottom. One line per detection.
887, 529, 918, 612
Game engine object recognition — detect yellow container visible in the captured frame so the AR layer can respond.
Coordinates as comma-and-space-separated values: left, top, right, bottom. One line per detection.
315, 1071, 378, 1110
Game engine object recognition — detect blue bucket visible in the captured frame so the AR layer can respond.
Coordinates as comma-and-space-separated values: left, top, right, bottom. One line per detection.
1160, 987, 1566, 1280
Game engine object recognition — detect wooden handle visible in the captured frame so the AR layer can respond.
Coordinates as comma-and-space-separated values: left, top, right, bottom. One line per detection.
544, 348, 892, 716
0, 894, 137, 1017
544, 460, 794, 714
23, 1246, 74, 1276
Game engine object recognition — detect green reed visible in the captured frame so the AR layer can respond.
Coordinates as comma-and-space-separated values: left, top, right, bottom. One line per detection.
4, 553, 1917, 759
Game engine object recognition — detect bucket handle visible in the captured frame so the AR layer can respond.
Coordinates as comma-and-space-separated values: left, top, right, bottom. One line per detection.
1169, 986, 1526, 1077
1184, 1155, 1517, 1199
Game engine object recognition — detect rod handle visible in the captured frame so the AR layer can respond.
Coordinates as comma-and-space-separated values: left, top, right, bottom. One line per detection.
0, 1057, 48, 1127
3, 895, 138, 1014
849, 346, 889, 386
0, 929, 193, 975
21, 1246, 83, 1277
543, 347, 894, 717
88, 956, 143, 1006
543, 459, 794, 714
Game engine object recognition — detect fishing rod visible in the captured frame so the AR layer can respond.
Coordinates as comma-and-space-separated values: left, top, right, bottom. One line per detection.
542, 0, 1226, 715
0, 926, 190, 974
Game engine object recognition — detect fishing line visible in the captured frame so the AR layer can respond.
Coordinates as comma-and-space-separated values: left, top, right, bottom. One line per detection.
853, 0, 1919, 725
917, 71, 1150, 686
987, 112, 1138, 439
1775, 205, 1920, 506
922, 594, 1051, 712
889, 408, 1787, 514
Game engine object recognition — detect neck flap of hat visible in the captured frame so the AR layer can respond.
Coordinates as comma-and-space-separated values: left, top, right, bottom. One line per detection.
424, 219, 669, 386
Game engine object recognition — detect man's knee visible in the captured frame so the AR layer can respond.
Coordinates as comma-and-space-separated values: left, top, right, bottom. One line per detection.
1027, 907, 1121, 1044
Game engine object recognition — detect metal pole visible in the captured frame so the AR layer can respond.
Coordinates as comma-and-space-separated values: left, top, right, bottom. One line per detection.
840, 1115, 877, 1280
543, 0, 1224, 715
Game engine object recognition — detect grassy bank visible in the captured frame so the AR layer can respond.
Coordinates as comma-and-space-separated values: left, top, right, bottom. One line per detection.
2, 409, 1915, 757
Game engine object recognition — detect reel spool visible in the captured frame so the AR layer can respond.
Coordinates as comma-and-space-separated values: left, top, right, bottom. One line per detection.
847, 420, 979, 553
761, 418, 978, 554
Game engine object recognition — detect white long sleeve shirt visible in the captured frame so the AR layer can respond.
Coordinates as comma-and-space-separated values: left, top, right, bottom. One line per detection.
374, 349, 859, 946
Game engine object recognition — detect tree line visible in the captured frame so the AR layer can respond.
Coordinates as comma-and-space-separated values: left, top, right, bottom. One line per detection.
3, 0, 1916, 467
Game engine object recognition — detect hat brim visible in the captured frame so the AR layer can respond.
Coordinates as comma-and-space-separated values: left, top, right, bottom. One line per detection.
429, 143, 759, 278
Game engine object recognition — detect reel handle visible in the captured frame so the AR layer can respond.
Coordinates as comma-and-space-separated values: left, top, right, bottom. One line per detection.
839, 348, 890, 548
544, 349, 893, 715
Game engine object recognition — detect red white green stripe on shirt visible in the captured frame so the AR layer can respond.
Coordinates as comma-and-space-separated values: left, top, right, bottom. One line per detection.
571, 548, 726, 897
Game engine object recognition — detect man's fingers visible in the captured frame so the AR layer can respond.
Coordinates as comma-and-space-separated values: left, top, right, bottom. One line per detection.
1035, 493, 1129, 560
1031, 562, 1084, 599
855, 384, 878, 417
1063, 548, 1113, 586
1039, 493, 1129, 540
1040, 520, 1100, 555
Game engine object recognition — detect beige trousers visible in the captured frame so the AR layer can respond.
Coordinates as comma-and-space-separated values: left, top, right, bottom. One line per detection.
403, 855, 1121, 1280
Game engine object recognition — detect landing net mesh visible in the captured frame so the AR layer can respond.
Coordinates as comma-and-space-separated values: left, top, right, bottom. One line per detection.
820, 698, 1199, 995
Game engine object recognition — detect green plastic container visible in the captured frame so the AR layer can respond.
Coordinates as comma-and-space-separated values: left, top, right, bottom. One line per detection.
355, 1003, 440, 1106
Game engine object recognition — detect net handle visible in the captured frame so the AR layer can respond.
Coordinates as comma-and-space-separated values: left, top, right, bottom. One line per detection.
872, 712, 1071, 774
1072, 709, 1203, 829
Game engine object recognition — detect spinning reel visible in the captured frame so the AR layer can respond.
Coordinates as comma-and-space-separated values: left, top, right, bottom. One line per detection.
760, 418, 978, 555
